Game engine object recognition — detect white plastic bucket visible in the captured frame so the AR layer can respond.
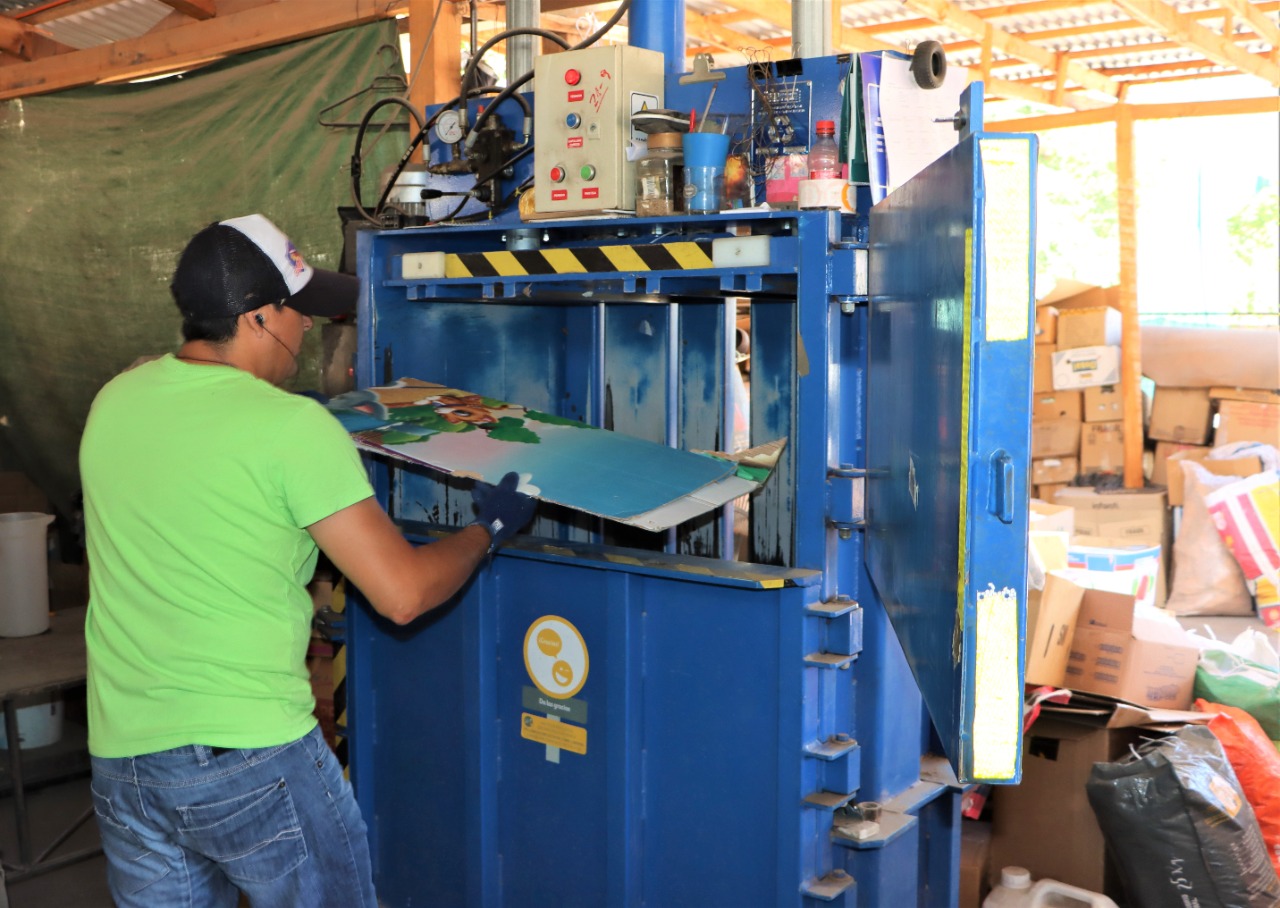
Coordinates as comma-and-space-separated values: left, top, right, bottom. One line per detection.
0, 692, 64, 750
0, 511, 55, 637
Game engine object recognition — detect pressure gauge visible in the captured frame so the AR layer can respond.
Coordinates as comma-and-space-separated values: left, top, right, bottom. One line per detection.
435, 110, 463, 145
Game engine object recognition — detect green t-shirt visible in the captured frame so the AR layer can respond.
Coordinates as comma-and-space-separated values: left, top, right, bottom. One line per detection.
80, 355, 373, 757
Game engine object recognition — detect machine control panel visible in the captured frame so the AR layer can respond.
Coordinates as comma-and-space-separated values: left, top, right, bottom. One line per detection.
533, 45, 664, 216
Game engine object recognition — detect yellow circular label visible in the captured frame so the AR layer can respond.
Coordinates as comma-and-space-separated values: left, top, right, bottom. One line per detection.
524, 616, 588, 699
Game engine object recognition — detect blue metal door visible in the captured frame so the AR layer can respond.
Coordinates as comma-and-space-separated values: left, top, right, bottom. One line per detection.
865, 131, 1037, 784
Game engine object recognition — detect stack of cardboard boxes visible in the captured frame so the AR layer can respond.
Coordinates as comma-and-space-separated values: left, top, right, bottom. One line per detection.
1032, 299, 1124, 499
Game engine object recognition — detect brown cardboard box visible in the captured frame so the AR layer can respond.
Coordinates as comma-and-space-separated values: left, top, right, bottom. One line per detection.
1147, 387, 1212, 443
1143, 326, 1280, 390
1035, 482, 1069, 502
1210, 387, 1280, 406
1032, 390, 1083, 422
960, 820, 993, 908
1064, 588, 1199, 708
1051, 346, 1121, 390
989, 718, 1146, 902
1032, 457, 1077, 486
1165, 448, 1264, 506
1029, 499, 1075, 536
1082, 385, 1123, 423
1032, 419, 1082, 458
1026, 573, 1085, 687
1151, 442, 1207, 487
0, 472, 49, 515
1053, 486, 1170, 604
1214, 400, 1280, 447
1079, 422, 1124, 474
1055, 306, 1122, 350
1033, 345, 1055, 393
1034, 307, 1058, 345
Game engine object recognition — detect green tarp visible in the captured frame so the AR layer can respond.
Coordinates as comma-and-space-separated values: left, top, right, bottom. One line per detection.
0, 23, 407, 518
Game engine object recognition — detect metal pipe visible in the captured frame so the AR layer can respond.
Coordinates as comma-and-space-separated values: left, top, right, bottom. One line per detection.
508, 0, 539, 85
629, 0, 685, 75
793, 0, 833, 59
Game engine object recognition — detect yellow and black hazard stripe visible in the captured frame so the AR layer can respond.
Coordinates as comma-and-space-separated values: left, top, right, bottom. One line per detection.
444, 240, 714, 279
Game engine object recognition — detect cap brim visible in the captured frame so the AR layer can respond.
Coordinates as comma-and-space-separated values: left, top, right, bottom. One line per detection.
286, 268, 358, 318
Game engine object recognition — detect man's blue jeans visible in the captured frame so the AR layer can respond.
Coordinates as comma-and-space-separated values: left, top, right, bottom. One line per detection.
90, 725, 377, 907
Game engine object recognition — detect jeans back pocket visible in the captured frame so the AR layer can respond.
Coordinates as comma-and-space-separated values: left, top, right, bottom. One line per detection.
177, 777, 308, 884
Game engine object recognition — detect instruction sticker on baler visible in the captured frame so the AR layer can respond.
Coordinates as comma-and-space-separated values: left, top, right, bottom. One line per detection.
521, 714, 587, 755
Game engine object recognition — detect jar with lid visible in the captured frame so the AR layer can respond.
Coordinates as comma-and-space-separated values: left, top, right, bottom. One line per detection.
635, 131, 684, 217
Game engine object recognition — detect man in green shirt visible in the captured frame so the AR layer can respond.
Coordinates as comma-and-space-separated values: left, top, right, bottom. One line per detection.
80, 214, 534, 907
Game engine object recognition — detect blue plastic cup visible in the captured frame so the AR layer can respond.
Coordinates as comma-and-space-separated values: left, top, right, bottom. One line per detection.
681, 132, 731, 215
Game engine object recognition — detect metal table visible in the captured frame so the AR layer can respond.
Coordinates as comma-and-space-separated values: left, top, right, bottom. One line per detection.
0, 606, 100, 884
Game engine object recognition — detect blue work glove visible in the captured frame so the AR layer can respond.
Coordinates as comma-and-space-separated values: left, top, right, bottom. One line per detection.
469, 472, 536, 552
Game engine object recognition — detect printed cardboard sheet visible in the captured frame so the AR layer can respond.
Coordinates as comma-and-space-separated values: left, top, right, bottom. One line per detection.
326, 379, 784, 531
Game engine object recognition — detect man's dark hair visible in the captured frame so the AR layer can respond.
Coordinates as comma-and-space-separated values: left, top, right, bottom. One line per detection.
180, 314, 240, 343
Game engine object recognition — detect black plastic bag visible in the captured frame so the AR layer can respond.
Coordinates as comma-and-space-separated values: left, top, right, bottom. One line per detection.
1086, 725, 1280, 907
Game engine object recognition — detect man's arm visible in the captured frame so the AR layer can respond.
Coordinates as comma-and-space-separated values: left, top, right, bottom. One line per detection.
307, 498, 491, 625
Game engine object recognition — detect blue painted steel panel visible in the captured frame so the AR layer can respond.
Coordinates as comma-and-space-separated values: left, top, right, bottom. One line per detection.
865, 134, 1037, 783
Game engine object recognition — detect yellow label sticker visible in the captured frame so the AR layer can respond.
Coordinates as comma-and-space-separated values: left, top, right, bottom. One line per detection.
524, 616, 589, 699
521, 713, 587, 755
978, 138, 1033, 343
972, 584, 1020, 781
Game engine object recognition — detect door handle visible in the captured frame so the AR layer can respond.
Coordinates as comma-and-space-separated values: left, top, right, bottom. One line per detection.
988, 451, 1015, 524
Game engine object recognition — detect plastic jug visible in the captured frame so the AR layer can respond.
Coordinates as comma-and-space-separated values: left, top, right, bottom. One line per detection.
984, 867, 1119, 908
0, 511, 55, 637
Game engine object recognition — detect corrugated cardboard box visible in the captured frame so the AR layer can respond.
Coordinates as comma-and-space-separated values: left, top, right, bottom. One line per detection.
1143, 326, 1279, 390
1034, 306, 1058, 345
1151, 442, 1207, 487
1035, 482, 1069, 502
1052, 346, 1121, 390
1079, 421, 1124, 474
1064, 589, 1199, 709
1165, 448, 1264, 506
1032, 390, 1083, 422
1147, 387, 1212, 443
1210, 387, 1280, 406
1029, 499, 1075, 536
1053, 486, 1170, 604
989, 718, 1145, 902
1214, 400, 1280, 447
1082, 385, 1123, 423
1032, 457, 1077, 485
1055, 307, 1121, 351
1032, 419, 1082, 458
1026, 572, 1085, 687
1033, 345, 1055, 393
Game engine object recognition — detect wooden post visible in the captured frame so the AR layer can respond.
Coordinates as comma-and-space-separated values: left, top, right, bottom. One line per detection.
408, 0, 463, 162
1115, 102, 1143, 488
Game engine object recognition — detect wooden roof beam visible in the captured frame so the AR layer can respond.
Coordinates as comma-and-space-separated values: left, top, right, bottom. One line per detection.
1110, 0, 1280, 84
156, 0, 217, 19
903, 0, 1122, 97
1215, 0, 1280, 54
0, 0, 394, 101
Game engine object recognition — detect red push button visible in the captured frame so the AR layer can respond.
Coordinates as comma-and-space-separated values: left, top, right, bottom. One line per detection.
565, 69, 581, 86
549, 166, 565, 183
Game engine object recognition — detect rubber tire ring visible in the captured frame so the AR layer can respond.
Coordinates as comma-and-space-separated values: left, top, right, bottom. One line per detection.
911, 41, 947, 90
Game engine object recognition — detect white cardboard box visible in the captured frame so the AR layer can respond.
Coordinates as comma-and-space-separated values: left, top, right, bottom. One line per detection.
1052, 345, 1121, 390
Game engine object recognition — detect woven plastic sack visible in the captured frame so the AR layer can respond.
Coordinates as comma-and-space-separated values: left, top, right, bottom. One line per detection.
1086, 725, 1280, 907
1194, 646, 1280, 742
1196, 699, 1280, 877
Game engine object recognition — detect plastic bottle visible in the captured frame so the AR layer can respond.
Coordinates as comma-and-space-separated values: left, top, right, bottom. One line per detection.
983, 867, 1119, 908
807, 119, 839, 180
634, 131, 684, 217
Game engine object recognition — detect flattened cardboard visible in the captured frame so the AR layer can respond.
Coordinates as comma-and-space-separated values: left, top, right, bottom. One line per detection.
1214, 400, 1280, 447
1209, 387, 1280, 406
1055, 306, 1121, 350
1147, 387, 1212, 444
1052, 346, 1121, 390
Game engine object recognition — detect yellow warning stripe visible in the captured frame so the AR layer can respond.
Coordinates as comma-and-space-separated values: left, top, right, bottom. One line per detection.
667, 242, 715, 269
